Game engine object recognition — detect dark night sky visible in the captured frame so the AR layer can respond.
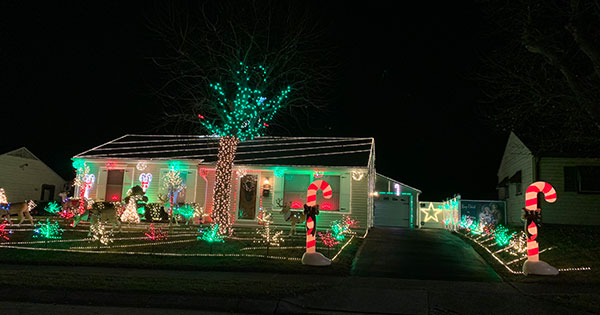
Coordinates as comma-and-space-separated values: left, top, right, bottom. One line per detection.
0, 1, 507, 201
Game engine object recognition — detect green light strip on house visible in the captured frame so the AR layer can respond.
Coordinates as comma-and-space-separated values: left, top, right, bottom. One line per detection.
401, 193, 414, 228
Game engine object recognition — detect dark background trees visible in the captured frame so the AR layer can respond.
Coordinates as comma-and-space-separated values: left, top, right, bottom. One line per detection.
476, 0, 600, 155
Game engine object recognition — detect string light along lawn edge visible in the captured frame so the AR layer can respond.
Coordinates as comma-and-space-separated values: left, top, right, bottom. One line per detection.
459, 230, 591, 275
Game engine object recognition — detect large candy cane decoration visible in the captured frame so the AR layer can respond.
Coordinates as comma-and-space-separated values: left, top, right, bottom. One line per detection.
306, 180, 332, 207
524, 181, 556, 262
305, 180, 332, 254
525, 181, 556, 211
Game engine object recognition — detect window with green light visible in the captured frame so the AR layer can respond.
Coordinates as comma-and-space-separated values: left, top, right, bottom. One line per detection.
282, 173, 341, 211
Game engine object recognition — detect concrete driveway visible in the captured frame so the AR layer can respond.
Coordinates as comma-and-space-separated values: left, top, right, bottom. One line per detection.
351, 227, 502, 282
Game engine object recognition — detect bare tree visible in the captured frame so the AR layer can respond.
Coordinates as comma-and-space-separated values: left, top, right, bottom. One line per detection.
148, 1, 336, 233
476, 0, 600, 153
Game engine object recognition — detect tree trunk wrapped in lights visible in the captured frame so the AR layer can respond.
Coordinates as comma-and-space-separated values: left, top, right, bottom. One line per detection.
212, 135, 238, 235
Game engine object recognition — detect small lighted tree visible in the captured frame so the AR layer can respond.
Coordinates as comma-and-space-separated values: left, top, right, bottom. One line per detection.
144, 223, 168, 253
318, 230, 339, 256
120, 198, 141, 224
509, 231, 528, 257
173, 204, 196, 225
44, 201, 61, 215
254, 210, 284, 256
330, 215, 360, 241
198, 223, 225, 254
494, 225, 516, 247
0, 223, 12, 242
90, 221, 114, 249
145, 223, 168, 241
162, 161, 185, 218
33, 219, 63, 242
0, 188, 8, 204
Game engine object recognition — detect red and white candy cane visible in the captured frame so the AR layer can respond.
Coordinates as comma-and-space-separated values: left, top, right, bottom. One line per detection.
524, 181, 557, 262
305, 180, 332, 254
306, 180, 332, 207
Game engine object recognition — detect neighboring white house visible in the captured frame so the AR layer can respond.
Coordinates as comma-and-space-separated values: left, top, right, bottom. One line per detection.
0, 147, 67, 203
497, 132, 600, 225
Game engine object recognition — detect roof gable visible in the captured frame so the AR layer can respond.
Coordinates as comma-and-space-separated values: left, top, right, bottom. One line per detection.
2, 147, 40, 161
498, 132, 533, 177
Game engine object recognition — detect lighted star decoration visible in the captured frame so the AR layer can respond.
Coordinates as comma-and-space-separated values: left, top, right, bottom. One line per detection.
420, 202, 443, 222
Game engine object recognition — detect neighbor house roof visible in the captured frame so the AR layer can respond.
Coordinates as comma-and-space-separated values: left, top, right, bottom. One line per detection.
512, 132, 600, 158
73, 134, 375, 168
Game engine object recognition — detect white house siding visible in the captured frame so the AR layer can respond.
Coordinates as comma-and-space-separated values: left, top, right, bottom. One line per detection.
77, 161, 370, 231
0, 148, 66, 202
497, 132, 534, 225
538, 157, 600, 225
83, 160, 200, 204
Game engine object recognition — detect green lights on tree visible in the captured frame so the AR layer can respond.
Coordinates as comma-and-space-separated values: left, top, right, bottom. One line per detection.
198, 224, 225, 254
494, 225, 516, 247
198, 224, 225, 243
33, 219, 63, 240
44, 201, 61, 214
198, 63, 291, 141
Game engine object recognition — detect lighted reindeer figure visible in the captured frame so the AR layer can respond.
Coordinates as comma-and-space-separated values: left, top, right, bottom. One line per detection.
0, 188, 35, 226
0, 201, 36, 226
276, 198, 306, 235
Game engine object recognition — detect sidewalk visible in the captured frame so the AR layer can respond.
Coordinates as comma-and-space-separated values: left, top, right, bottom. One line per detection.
0, 264, 597, 314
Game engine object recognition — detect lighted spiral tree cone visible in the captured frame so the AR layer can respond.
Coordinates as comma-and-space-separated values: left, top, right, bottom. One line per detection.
522, 181, 558, 276
302, 179, 333, 266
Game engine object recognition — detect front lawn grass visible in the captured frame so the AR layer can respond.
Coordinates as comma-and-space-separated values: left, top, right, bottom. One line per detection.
458, 224, 600, 284
0, 220, 362, 300
0, 220, 362, 276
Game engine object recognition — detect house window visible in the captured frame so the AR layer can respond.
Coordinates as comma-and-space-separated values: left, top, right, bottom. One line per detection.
282, 174, 341, 211
283, 174, 310, 209
105, 169, 124, 201
510, 171, 522, 196
497, 177, 508, 200
564, 167, 578, 192
578, 166, 600, 193
564, 166, 600, 193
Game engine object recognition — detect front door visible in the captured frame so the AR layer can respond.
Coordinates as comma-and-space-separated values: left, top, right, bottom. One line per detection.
238, 174, 258, 220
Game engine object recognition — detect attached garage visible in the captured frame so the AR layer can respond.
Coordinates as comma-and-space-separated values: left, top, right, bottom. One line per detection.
373, 173, 421, 228
374, 195, 411, 227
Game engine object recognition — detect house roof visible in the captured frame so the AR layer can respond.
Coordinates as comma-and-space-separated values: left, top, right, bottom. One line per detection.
376, 173, 422, 193
1, 147, 66, 181
73, 134, 375, 168
2, 147, 41, 161
513, 132, 600, 158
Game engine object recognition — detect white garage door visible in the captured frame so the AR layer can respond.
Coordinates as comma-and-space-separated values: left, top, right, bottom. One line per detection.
374, 196, 410, 227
